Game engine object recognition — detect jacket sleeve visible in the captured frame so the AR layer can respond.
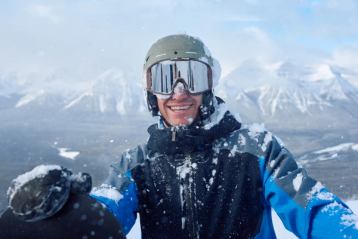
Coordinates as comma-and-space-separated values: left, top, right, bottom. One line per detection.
259, 133, 358, 239
90, 145, 146, 235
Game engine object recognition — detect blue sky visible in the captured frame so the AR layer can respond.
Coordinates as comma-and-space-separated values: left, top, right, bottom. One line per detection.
0, 0, 358, 87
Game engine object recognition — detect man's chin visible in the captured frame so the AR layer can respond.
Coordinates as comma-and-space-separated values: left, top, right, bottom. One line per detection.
168, 117, 194, 127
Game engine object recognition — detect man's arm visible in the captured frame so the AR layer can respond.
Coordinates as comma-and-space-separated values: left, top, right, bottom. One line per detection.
90, 145, 146, 235
260, 134, 358, 239
90, 169, 138, 235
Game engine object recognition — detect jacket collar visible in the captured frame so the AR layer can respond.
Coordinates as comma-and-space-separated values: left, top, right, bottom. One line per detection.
147, 100, 241, 155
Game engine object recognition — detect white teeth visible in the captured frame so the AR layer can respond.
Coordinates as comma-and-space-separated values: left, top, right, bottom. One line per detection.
170, 105, 191, 110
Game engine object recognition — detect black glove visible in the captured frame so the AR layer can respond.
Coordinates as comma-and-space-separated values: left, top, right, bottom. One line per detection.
1, 165, 126, 239
7, 165, 92, 222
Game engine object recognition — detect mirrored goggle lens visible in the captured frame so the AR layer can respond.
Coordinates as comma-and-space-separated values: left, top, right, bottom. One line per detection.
149, 60, 211, 95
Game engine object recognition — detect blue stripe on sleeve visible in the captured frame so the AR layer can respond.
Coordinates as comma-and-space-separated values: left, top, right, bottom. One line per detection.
258, 155, 358, 238
90, 171, 138, 235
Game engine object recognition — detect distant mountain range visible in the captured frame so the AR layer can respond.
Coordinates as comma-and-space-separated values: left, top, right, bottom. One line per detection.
1, 60, 358, 129
298, 142, 358, 165
62, 69, 146, 115
0, 68, 146, 115
217, 60, 358, 129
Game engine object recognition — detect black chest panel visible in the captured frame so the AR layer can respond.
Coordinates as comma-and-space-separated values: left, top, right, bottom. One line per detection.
131, 150, 264, 239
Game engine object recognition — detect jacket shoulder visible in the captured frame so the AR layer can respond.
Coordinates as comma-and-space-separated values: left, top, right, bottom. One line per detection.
110, 144, 148, 175
214, 123, 282, 157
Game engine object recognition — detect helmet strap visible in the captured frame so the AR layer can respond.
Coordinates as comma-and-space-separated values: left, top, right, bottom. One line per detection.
199, 91, 215, 121
146, 91, 159, 116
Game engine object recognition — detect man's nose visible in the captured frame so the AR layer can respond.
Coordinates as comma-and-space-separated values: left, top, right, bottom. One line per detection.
171, 82, 189, 100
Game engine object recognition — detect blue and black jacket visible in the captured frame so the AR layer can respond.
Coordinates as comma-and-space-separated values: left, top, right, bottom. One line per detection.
91, 101, 358, 239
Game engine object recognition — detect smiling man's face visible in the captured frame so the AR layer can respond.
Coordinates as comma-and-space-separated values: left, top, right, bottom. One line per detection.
157, 83, 202, 126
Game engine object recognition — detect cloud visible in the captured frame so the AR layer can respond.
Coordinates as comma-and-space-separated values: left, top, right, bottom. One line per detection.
214, 26, 282, 77
324, 45, 358, 86
0, 0, 357, 91
28, 4, 60, 24
330, 45, 358, 69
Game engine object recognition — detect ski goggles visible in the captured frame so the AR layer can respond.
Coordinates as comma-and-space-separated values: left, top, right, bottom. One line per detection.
146, 60, 212, 95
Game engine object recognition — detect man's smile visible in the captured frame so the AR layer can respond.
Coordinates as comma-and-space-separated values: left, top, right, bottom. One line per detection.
167, 104, 193, 111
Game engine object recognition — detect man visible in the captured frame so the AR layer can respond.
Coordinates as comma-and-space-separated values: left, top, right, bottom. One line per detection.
90, 34, 358, 238
3, 34, 358, 238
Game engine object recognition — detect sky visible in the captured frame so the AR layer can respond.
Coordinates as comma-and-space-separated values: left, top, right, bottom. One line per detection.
1, 0, 358, 92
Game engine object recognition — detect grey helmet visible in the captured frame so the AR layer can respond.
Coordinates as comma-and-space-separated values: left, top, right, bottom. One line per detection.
144, 34, 214, 73
144, 34, 220, 118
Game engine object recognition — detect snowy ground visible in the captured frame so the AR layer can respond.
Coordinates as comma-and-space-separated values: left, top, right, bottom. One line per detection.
127, 200, 358, 239
57, 147, 80, 160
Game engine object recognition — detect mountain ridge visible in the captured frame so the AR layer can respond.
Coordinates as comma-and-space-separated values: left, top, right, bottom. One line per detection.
0, 61, 357, 130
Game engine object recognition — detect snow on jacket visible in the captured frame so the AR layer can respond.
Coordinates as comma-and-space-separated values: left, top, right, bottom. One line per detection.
91, 99, 358, 239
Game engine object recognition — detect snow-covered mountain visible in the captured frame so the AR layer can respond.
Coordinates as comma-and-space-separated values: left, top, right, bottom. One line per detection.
0, 73, 27, 97
7, 90, 71, 113
1, 68, 147, 115
1, 61, 358, 128
63, 69, 146, 115
217, 60, 358, 129
298, 142, 358, 165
